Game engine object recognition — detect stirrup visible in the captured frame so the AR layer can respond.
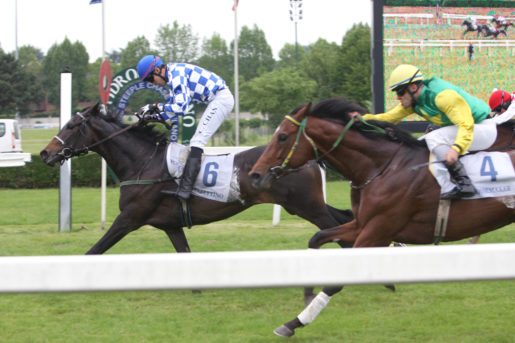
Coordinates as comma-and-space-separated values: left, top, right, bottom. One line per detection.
440, 186, 476, 200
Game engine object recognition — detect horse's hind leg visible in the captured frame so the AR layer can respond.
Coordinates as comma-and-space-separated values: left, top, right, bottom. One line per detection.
308, 220, 361, 249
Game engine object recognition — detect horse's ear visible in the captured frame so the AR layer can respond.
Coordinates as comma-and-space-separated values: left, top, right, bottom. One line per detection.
297, 102, 311, 120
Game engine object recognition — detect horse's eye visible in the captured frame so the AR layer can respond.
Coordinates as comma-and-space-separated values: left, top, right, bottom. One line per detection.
278, 134, 288, 142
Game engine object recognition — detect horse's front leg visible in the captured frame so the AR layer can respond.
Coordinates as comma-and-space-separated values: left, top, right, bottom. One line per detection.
164, 227, 191, 253
274, 285, 344, 337
86, 211, 142, 255
274, 222, 360, 337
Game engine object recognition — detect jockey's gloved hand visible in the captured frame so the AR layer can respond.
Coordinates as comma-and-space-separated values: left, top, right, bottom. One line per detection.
142, 113, 164, 122
139, 103, 164, 116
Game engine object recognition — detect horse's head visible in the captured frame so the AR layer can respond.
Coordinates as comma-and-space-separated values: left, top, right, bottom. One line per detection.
40, 103, 109, 166
462, 19, 469, 26
249, 103, 316, 189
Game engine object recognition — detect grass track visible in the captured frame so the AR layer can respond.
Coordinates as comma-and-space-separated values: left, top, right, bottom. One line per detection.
0, 186, 513, 342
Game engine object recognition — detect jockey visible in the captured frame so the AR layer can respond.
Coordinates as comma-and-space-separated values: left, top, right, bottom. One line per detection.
489, 89, 514, 116
350, 64, 494, 200
136, 55, 234, 202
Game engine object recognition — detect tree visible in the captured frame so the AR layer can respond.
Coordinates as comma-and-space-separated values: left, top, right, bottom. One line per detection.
299, 39, 340, 101
233, 25, 275, 81
154, 21, 199, 62
277, 43, 307, 69
120, 36, 155, 69
196, 33, 233, 84
240, 67, 316, 128
0, 48, 44, 116
108, 49, 122, 64
334, 23, 372, 107
42, 38, 89, 106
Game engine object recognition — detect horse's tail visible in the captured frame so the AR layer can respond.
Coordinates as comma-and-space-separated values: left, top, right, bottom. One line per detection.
325, 204, 354, 225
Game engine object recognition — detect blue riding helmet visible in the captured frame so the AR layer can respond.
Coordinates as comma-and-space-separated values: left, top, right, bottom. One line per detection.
137, 55, 164, 81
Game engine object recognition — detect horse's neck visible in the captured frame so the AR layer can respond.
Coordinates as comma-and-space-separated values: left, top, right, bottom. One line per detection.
90, 127, 162, 180
310, 125, 394, 182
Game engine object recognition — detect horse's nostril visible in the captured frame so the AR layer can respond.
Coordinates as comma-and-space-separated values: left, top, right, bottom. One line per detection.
249, 172, 261, 180
40, 150, 48, 160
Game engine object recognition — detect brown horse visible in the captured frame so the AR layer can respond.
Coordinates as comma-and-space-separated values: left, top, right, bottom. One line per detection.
249, 98, 515, 337
39, 104, 357, 302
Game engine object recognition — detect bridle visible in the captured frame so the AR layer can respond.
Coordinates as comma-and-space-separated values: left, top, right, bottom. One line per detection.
270, 113, 401, 190
270, 114, 386, 176
53, 111, 142, 164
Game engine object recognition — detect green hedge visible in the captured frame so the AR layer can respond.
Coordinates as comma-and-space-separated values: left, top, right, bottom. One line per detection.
0, 153, 345, 188
0, 154, 117, 188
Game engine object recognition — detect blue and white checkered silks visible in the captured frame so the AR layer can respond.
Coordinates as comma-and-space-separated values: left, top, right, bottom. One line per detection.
163, 63, 227, 115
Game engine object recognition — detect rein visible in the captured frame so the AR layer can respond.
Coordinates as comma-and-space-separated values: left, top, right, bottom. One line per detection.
271, 114, 387, 189
55, 117, 143, 163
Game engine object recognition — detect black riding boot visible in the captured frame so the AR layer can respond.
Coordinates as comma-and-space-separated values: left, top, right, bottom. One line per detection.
440, 160, 476, 200
162, 147, 203, 201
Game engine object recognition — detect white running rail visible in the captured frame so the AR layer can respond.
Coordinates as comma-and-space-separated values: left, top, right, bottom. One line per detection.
0, 244, 514, 293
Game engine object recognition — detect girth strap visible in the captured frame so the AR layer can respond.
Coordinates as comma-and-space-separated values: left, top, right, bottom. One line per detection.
434, 199, 451, 245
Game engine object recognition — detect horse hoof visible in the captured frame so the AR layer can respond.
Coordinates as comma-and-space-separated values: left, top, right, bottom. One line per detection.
384, 284, 396, 292
274, 325, 295, 337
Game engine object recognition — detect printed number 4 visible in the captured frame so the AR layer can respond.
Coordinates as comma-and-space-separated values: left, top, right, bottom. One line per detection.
203, 162, 219, 187
480, 156, 498, 181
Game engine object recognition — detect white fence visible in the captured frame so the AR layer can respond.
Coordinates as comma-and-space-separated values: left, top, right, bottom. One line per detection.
384, 13, 434, 25
441, 13, 515, 26
384, 39, 515, 56
1, 243, 514, 293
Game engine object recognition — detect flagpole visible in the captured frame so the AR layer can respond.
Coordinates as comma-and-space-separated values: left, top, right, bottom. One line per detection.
233, 0, 240, 146
100, 0, 107, 230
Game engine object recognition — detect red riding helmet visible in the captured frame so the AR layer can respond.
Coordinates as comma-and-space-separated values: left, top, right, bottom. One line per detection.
489, 90, 512, 113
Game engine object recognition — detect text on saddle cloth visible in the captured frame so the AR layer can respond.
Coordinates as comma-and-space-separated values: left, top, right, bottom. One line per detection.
428, 151, 515, 200
165, 143, 240, 203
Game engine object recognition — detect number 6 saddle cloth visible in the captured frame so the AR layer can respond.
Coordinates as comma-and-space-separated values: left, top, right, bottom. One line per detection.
166, 142, 240, 203
429, 151, 515, 200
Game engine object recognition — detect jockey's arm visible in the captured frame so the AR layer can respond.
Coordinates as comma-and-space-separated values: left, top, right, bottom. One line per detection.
163, 68, 191, 116
434, 89, 475, 155
361, 104, 412, 124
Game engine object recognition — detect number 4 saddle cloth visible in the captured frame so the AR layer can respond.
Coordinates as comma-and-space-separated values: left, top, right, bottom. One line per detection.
165, 142, 240, 203
429, 151, 515, 200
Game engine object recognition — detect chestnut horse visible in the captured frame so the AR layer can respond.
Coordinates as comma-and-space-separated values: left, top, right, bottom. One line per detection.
249, 98, 515, 337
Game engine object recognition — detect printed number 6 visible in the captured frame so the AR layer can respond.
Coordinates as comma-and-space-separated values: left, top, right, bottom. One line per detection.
203, 162, 219, 187
480, 156, 498, 181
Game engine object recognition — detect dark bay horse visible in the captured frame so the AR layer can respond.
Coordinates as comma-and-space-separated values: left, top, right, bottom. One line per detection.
461, 19, 482, 37
39, 103, 355, 302
480, 24, 506, 38
492, 17, 513, 32
248, 98, 515, 337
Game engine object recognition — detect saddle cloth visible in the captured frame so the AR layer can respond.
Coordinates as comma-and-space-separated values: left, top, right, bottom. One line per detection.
165, 143, 240, 202
429, 151, 515, 199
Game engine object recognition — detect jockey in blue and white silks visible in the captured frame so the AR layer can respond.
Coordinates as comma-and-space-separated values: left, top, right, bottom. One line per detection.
137, 55, 234, 202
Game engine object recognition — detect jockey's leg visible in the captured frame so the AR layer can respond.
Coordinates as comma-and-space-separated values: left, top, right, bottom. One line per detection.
162, 89, 234, 201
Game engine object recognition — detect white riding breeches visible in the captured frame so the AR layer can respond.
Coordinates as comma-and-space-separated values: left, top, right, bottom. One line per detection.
189, 88, 234, 149
422, 119, 498, 154
422, 102, 515, 155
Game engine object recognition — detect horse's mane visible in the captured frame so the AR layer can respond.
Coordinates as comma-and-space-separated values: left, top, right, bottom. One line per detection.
88, 104, 169, 146
308, 97, 427, 149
